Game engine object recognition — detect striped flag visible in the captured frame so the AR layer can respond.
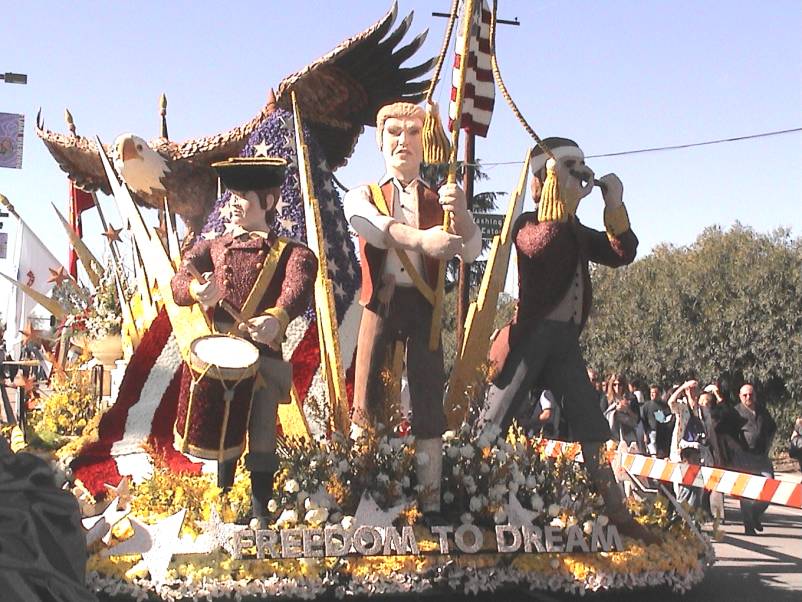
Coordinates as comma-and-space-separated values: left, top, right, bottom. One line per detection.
70, 108, 362, 496
449, 0, 495, 138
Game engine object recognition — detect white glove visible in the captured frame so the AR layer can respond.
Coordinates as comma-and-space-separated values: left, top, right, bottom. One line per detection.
189, 272, 223, 309
239, 315, 282, 348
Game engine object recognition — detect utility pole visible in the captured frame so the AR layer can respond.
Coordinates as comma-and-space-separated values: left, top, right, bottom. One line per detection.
432, 9, 519, 346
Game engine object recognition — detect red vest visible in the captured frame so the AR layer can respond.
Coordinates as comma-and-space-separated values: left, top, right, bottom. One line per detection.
358, 180, 444, 309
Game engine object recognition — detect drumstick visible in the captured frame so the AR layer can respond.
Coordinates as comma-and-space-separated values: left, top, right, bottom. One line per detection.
185, 263, 246, 324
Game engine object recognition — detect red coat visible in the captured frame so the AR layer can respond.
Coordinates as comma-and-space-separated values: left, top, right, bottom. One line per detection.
358, 180, 444, 310
488, 212, 638, 374
171, 231, 317, 356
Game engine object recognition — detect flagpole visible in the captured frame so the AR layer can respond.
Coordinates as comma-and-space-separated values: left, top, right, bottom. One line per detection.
455, 132, 475, 346
429, 0, 476, 352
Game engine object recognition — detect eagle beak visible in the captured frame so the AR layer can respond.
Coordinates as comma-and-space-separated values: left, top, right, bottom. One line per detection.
120, 137, 140, 162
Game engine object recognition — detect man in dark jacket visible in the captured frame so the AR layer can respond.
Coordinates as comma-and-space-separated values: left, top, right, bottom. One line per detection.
734, 383, 776, 535
478, 137, 657, 543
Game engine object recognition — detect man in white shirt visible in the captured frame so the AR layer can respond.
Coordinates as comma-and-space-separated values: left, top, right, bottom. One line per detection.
343, 102, 481, 522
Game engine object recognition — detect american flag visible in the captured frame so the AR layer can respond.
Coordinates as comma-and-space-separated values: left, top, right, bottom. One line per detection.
448, 0, 495, 138
72, 109, 362, 496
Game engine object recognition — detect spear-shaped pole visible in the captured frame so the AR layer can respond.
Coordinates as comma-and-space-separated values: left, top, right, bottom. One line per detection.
429, 0, 476, 351
291, 91, 350, 436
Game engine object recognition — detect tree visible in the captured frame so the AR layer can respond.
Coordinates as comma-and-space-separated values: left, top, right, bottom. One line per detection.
581, 224, 802, 447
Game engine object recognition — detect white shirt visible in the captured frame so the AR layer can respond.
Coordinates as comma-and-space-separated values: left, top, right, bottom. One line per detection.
343, 174, 482, 287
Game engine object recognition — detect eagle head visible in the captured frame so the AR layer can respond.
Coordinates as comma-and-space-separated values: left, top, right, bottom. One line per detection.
112, 133, 171, 196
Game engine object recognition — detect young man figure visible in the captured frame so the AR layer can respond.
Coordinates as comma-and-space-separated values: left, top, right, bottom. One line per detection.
479, 137, 659, 543
171, 157, 317, 527
343, 102, 481, 523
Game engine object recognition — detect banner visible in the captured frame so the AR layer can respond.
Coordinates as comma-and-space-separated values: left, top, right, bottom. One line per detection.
68, 182, 96, 277
4, 217, 63, 349
0, 113, 24, 169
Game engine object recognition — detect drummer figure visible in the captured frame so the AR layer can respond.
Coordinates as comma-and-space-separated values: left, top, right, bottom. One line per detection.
171, 157, 317, 527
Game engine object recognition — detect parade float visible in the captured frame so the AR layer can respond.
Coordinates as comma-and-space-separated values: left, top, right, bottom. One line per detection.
2, 2, 715, 600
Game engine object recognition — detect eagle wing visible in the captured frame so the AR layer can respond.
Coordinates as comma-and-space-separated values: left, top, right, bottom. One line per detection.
275, 1, 434, 169
35, 110, 113, 195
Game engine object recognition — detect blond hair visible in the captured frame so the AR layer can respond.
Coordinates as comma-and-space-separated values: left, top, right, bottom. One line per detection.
375, 102, 425, 148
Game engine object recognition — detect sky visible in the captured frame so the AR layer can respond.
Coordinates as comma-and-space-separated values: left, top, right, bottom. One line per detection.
1, 0, 800, 314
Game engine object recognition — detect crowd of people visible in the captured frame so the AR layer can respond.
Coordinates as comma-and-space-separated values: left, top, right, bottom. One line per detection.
517, 371, 786, 536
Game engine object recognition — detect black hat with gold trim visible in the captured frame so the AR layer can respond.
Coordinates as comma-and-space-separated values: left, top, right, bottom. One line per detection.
211, 157, 287, 191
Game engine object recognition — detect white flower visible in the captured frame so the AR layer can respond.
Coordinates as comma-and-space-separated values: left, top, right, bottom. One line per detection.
442, 430, 456, 441
338, 459, 350, 473
452, 465, 462, 476
469, 496, 483, 512
484, 423, 502, 440
460, 445, 475, 459
267, 499, 278, 513
376, 473, 390, 485
489, 484, 505, 502
513, 471, 526, 485
304, 497, 319, 511
460, 512, 474, 524
305, 507, 329, 526
389, 437, 404, 451
583, 520, 595, 535
597, 514, 609, 527
463, 475, 475, 488
416, 452, 430, 466
480, 462, 490, 474
530, 494, 545, 512
548, 503, 561, 517
284, 479, 300, 494
494, 507, 507, 524
493, 449, 507, 463
508, 481, 520, 495
443, 491, 455, 504
378, 442, 392, 456
476, 434, 491, 449
276, 508, 298, 528
466, 483, 478, 495
401, 476, 410, 488
341, 515, 354, 530
525, 475, 538, 489
446, 445, 460, 459
550, 516, 565, 528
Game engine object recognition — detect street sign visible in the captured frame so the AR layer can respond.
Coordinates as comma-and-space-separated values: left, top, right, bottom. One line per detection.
474, 213, 504, 239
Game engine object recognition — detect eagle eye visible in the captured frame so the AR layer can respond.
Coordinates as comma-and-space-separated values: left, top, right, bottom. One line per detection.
136, 144, 143, 151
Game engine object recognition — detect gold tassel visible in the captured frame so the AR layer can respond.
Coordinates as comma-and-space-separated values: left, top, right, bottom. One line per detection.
537, 164, 567, 223
422, 101, 450, 164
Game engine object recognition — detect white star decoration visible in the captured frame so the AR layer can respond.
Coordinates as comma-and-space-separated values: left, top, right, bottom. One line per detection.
104, 509, 187, 585
104, 476, 132, 508
334, 281, 346, 300
322, 178, 335, 194
346, 263, 356, 278
83, 499, 132, 547
253, 140, 272, 157
504, 493, 540, 528
353, 493, 407, 529
194, 506, 249, 557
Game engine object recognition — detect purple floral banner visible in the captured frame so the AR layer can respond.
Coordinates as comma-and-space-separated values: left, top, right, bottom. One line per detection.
0, 112, 24, 169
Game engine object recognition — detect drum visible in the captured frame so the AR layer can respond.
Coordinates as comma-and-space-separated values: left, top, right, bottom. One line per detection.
174, 334, 260, 461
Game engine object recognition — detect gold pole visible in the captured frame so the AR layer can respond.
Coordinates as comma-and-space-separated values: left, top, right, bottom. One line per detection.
429, 0, 477, 351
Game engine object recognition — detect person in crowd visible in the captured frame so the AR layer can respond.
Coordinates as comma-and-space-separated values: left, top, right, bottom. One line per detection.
641, 384, 673, 457
605, 392, 645, 453
604, 373, 632, 414
734, 383, 776, 535
667, 379, 709, 508
790, 416, 802, 470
